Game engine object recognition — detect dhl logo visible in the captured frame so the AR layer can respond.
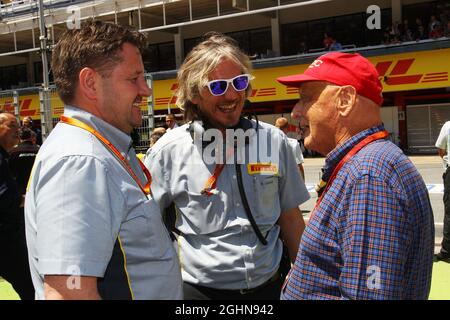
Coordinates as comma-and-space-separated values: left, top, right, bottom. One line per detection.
0, 98, 38, 117
251, 87, 277, 97
155, 83, 177, 106
375, 58, 448, 85
286, 87, 299, 95
155, 96, 177, 106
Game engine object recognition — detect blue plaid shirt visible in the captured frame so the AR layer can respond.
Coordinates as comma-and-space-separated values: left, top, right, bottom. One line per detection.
282, 125, 435, 300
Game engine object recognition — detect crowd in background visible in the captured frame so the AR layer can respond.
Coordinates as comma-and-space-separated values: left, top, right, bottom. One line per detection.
293, 2, 450, 55
384, 13, 450, 44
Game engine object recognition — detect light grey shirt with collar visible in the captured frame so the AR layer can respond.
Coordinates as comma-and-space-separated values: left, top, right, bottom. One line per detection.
145, 119, 310, 290
25, 105, 182, 300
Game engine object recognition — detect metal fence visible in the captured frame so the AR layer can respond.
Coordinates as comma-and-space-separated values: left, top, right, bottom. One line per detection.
47, 86, 63, 128
0, 87, 51, 142
0, 85, 155, 153
135, 73, 155, 153
135, 109, 151, 154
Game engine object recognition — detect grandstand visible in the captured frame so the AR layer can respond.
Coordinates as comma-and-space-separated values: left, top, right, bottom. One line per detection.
0, 0, 449, 153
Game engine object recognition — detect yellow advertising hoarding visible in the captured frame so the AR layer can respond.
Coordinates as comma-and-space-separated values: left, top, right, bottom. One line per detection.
0, 91, 63, 120
2, 48, 450, 116
0, 91, 149, 120
153, 48, 450, 110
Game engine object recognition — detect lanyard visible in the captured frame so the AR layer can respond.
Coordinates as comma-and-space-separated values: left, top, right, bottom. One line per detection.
201, 145, 238, 196
313, 130, 389, 211
201, 163, 225, 196
201, 148, 234, 196
197, 118, 255, 196
60, 116, 151, 196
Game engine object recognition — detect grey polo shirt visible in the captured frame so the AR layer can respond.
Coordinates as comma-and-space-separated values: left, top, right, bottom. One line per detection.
145, 119, 310, 290
25, 105, 182, 300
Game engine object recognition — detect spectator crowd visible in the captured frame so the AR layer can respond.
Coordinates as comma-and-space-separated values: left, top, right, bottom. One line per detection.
384, 12, 450, 44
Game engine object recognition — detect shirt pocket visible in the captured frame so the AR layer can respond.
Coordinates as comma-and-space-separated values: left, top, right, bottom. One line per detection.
184, 191, 228, 234
252, 174, 279, 219
122, 199, 173, 261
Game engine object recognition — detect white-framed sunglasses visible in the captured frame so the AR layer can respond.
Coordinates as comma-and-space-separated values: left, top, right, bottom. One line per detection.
206, 74, 253, 96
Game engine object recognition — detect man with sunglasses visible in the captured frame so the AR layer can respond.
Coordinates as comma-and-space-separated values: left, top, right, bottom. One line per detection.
145, 32, 310, 299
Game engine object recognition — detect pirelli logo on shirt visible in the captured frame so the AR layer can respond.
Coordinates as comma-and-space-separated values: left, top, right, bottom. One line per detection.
247, 163, 278, 175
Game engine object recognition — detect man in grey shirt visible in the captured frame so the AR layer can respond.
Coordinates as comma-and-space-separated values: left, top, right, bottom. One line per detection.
25, 20, 182, 300
145, 32, 310, 299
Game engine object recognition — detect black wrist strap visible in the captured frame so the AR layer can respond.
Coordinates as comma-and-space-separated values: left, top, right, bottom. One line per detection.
235, 163, 268, 245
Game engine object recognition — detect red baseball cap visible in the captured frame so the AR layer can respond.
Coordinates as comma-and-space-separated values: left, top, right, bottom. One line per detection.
277, 52, 383, 106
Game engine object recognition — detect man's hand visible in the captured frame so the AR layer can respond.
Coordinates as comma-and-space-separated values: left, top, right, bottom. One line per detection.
298, 164, 305, 181
44, 275, 101, 300
278, 207, 306, 263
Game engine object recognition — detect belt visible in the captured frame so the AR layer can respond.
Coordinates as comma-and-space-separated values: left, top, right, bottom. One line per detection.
238, 271, 280, 295
185, 271, 281, 299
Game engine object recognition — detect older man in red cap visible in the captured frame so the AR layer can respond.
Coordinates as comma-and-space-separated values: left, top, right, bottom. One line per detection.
277, 52, 434, 300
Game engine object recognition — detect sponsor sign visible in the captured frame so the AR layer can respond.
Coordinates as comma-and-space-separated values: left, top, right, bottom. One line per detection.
152, 48, 450, 110
3, 49, 449, 115
247, 163, 279, 175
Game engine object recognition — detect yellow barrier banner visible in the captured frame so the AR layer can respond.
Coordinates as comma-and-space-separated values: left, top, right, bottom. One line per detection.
2, 48, 449, 115
0, 92, 149, 119
152, 48, 450, 110
0, 94, 41, 120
